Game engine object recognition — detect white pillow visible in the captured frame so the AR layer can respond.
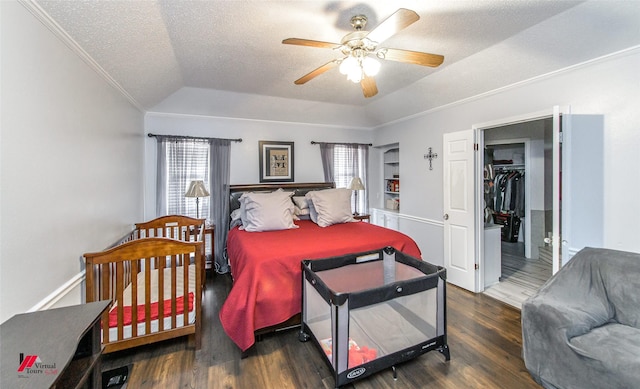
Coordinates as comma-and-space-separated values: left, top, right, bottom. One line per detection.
305, 189, 355, 227
307, 198, 318, 223
239, 191, 297, 232
292, 196, 309, 209
293, 206, 311, 221
294, 206, 311, 216
230, 208, 242, 228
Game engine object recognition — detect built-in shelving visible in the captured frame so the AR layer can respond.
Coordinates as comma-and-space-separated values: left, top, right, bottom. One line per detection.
383, 146, 400, 211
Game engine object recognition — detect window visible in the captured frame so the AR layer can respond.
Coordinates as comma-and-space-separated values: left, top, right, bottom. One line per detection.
164, 140, 210, 218
332, 144, 368, 214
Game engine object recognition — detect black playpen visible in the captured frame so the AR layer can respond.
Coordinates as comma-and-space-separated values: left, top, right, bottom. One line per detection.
300, 247, 450, 388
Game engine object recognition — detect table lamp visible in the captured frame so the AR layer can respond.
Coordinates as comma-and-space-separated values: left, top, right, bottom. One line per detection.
348, 177, 365, 215
185, 180, 209, 218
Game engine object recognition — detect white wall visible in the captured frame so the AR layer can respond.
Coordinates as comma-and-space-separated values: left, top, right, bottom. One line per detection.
143, 113, 373, 219
373, 48, 640, 254
0, 2, 144, 323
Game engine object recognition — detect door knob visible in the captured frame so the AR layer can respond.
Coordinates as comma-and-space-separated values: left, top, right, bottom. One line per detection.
443, 214, 449, 220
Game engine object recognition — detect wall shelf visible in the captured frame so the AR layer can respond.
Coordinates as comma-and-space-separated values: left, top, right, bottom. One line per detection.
383, 146, 400, 210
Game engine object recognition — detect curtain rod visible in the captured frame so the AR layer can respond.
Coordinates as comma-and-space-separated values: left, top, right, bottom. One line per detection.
147, 133, 242, 142
311, 141, 372, 146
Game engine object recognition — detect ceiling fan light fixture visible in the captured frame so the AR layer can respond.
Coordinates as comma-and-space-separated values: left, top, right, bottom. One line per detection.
363, 56, 381, 77
339, 56, 362, 83
339, 56, 358, 75
339, 55, 380, 83
284, 8, 443, 97
347, 70, 363, 83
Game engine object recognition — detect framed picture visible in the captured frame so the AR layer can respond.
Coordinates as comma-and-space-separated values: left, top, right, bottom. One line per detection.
259, 141, 294, 183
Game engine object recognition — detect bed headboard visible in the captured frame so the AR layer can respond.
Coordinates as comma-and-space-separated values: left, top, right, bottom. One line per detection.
229, 182, 335, 215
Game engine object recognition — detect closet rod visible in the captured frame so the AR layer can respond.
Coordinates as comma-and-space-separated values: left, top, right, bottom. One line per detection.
147, 133, 242, 142
311, 141, 372, 146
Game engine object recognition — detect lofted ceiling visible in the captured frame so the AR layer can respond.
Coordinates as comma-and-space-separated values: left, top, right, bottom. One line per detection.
30, 0, 640, 128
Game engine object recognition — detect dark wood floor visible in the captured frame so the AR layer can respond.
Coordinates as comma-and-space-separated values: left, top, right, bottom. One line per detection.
102, 271, 542, 388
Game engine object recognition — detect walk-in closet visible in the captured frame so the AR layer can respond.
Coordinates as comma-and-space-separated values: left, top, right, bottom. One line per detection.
481, 119, 553, 308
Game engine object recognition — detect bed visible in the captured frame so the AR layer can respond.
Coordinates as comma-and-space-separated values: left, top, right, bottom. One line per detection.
219, 183, 422, 352
84, 216, 205, 353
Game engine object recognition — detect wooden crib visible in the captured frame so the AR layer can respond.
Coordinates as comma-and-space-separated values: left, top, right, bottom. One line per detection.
84, 216, 205, 353
133, 215, 207, 287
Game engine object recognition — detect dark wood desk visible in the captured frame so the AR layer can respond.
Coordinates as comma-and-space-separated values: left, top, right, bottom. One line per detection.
1, 300, 110, 389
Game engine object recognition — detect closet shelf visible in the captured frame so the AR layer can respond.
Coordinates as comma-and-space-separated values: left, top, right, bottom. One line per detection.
494, 163, 525, 170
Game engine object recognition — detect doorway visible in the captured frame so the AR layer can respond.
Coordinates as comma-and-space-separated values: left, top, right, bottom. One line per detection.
480, 118, 554, 309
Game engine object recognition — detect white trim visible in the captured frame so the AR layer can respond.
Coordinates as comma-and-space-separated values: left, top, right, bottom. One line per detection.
27, 271, 85, 312
396, 213, 444, 228
470, 107, 571, 293
18, 0, 144, 112
566, 247, 581, 260
371, 208, 444, 228
144, 111, 372, 131
373, 46, 640, 130
472, 110, 554, 131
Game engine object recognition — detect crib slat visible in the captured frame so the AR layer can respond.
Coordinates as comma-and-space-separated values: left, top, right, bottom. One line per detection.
116, 261, 124, 340
85, 259, 95, 303
101, 263, 111, 345
131, 259, 138, 338
145, 258, 152, 335
183, 252, 189, 327
158, 254, 165, 332
171, 254, 177, 328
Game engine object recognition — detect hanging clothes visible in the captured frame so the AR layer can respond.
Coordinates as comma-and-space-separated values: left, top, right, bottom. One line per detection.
491, 169, 525, 216
490, 168, 525, 242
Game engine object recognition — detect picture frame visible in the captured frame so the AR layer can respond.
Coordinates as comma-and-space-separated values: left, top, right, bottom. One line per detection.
259, 141, 294, 183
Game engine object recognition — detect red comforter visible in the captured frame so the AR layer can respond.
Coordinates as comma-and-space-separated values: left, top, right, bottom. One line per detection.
219, 220, 422, 351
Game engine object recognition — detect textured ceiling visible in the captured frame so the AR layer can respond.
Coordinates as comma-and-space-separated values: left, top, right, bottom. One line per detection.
32, 1, 640, 128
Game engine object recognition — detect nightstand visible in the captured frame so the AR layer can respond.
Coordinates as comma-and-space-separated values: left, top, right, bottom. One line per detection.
205, 225, 215, 270
353, 214, 370, 222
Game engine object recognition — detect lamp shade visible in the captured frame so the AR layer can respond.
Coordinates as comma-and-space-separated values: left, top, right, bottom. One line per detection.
348, 177, 365, 190
185, 180, 210, 197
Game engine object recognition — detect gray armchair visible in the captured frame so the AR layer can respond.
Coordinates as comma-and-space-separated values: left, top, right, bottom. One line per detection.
521, 247, 640, 389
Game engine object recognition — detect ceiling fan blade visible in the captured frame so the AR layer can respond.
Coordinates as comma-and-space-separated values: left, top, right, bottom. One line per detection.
282, 38, 341, 49
380, 48, 444, 67
360, 76, 378, 98
294, 60, 339, 85
366, 8, 420, 44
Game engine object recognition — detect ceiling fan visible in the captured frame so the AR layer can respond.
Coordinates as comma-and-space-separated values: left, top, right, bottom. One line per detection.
283, 8, 444, 98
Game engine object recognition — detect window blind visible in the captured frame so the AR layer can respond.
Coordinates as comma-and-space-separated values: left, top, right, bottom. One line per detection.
165, 139, 210, 219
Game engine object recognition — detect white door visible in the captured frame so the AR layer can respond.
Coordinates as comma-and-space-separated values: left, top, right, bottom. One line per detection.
550, 107, 562, 274
443, 129, 477, 291
547, 109, 605, 273
559, 113, 604, 268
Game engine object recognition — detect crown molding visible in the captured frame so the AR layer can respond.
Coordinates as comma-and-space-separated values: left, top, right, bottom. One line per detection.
373, 45, 640, 130
145, 111, 372, 131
